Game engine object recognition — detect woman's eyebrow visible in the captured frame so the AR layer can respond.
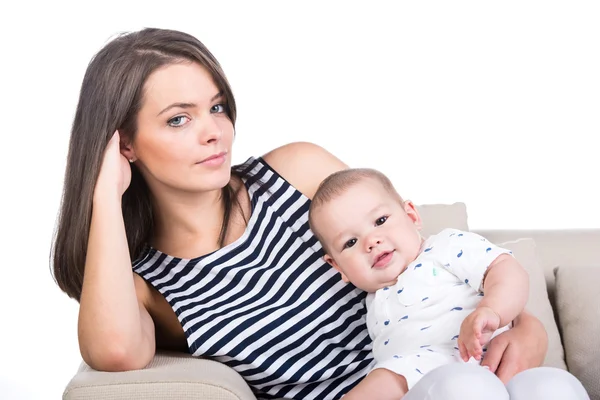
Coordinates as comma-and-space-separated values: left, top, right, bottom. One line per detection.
157, 102, 196, 117
156, 91, 224, 117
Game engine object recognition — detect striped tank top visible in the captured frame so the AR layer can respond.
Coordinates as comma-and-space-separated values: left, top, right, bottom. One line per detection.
133, 156, 374, 399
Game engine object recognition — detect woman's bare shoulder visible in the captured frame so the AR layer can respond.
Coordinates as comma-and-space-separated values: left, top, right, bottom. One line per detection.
261, 141, 348, 200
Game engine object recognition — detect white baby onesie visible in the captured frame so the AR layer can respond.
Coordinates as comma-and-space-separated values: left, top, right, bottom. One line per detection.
366, 228, 513, 389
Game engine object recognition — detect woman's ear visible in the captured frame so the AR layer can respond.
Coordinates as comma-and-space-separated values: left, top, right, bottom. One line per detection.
403, 199, 423, 230
119, 131, 137, 162
323, 254, 350, 283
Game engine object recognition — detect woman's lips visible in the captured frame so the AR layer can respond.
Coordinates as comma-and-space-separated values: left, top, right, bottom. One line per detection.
197, 152, 227, 166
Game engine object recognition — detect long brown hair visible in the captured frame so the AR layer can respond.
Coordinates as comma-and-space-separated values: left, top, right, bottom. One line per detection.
51, 28, 239, 301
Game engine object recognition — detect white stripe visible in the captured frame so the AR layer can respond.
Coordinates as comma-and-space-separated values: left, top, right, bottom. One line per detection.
213, 254, 336, 355
242, 299, 366, 380
184, 222, 303, 347
134, 249, 165, 275
157, 177, 280, 304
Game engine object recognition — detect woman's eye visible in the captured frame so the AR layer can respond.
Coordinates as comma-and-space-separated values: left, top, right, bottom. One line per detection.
375, 216, 388, 226
344, 239, 357, 249
211, 104, 226, 113
167, 115, 190, 127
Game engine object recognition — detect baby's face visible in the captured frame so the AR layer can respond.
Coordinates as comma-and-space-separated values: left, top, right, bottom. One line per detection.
314, 178, 423, 292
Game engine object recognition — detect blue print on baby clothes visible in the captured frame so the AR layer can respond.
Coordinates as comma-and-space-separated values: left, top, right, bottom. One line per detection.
424, 247, 433, 252
450, 307, 463, 311
398, 315, 408, 322
414, 263, 423, 270
457, 250, 463, 257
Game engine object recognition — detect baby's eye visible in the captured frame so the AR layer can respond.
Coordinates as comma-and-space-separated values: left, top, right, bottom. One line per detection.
375, 216, 388, 226
344, 238, 357, 249
167, 115, 190, 127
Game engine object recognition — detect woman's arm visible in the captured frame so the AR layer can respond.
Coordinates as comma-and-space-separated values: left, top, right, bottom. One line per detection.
262, 142, 348, 199
481, 309, 548, 383
78, 196, 156, 371
78, 132, 156, 371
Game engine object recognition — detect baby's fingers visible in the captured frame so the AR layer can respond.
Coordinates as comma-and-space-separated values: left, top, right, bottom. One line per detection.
457, 338, 470, 362
472, 314, 486, 340
467, 340, 483, 361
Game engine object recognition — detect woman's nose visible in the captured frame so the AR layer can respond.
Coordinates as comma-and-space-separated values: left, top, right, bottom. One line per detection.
198, 120, 223, 144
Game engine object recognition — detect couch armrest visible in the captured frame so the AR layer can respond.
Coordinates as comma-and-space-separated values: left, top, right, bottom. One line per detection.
63, 351, 256, 400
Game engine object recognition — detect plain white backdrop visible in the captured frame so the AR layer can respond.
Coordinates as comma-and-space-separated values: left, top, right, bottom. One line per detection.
0, 1, 598, 398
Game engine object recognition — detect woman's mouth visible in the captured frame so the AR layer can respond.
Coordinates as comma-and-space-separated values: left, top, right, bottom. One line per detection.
197, 151, 227, 166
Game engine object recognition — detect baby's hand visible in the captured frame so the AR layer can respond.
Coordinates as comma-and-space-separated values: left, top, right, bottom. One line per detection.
457, 306, 501, 362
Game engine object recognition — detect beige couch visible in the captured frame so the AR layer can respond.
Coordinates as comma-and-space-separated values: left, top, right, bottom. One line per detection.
63, 203, 600, 399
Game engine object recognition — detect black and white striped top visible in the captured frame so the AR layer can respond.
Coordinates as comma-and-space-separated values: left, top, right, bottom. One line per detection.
133, 156, 374, 399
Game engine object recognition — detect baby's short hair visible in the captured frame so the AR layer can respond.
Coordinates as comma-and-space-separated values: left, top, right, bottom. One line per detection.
308, 168, 403, 249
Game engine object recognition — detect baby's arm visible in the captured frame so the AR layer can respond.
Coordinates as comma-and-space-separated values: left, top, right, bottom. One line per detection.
479, 254, 529, 326
344, 368, 408, 400
458, 254, 529, 361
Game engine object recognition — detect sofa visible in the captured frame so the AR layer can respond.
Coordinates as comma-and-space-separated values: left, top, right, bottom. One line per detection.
63, 203, 600, 399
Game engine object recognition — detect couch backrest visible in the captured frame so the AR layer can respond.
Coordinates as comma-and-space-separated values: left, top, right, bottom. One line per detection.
417, 202, 600, 298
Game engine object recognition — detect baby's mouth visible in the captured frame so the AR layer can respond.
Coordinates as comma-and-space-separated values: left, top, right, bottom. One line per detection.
372, 251, 394, 268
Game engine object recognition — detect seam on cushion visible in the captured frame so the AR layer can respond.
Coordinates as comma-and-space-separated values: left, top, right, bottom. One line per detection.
63, 381, 246, 400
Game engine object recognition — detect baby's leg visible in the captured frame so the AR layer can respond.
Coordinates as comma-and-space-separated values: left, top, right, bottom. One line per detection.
343, 368, 409, 400
506, 367, 590, 400
403, 363, 509, 400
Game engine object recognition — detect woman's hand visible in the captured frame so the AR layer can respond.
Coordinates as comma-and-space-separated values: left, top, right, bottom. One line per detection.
94, 131, 132, 202
481, 310, 548, 383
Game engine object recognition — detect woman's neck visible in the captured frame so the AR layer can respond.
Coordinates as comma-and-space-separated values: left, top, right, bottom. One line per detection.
150, 186, 225, 258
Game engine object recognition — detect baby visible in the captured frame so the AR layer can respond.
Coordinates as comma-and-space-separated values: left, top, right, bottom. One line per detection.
308, 168, 529, 399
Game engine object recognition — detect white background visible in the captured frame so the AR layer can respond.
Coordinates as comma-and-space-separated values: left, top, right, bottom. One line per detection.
0, 1, 598, 398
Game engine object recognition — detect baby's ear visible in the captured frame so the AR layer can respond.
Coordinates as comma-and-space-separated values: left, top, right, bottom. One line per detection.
323, 254, 336, 268
323, 255, 350, 283
403, 199, 423, 230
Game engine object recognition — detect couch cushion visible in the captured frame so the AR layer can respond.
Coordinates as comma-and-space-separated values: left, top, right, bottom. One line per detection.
496, 238, 567, 370
472, 230, 600, 302
555, 266, 600, 399
417, 202, 468, 238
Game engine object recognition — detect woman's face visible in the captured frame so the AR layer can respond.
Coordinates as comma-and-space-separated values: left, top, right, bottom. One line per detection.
129, 61, 235, 195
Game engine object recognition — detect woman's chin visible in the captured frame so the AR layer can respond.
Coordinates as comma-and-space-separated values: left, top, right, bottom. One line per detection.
192, 170, 232, 191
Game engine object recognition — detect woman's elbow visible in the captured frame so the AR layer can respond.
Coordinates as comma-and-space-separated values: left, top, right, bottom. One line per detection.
80, 341, 153, 372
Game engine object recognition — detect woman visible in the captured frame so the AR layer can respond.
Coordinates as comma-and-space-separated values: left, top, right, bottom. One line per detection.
51, 28, 586, 399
